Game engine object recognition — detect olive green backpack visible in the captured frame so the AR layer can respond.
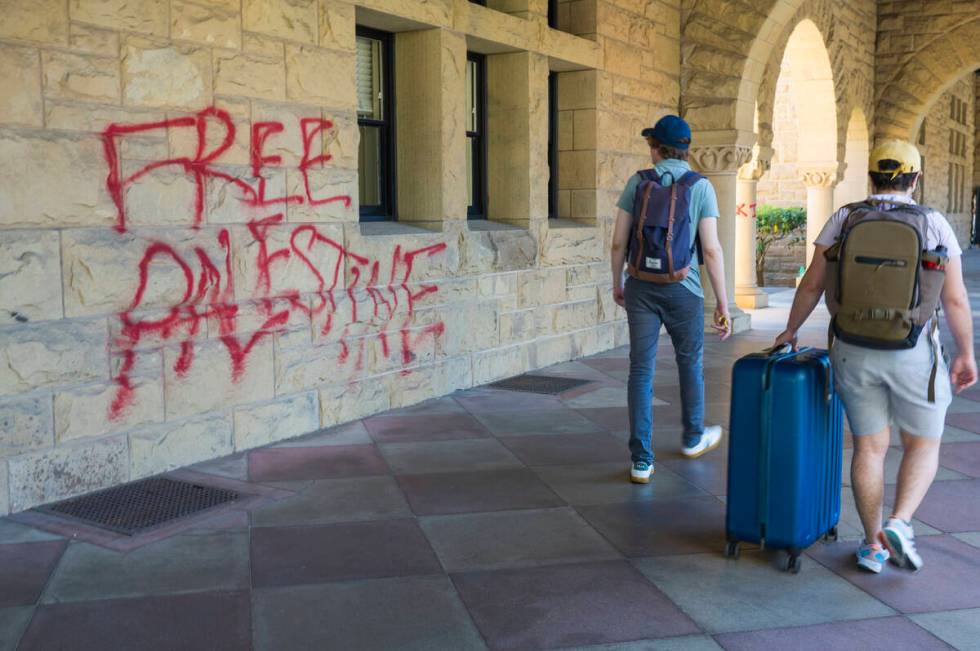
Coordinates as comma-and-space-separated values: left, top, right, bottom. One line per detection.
823, 200, 946, 401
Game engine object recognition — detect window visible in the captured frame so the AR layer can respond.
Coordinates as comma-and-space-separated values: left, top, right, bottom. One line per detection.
548, 72, 558, 218
548, 0, 559, 28
356, 27, 395, 221
466, 53, 487, 219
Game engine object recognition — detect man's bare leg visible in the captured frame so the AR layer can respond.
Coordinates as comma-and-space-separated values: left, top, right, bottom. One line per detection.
890, 430, 941, 522
851, 427, 891, 542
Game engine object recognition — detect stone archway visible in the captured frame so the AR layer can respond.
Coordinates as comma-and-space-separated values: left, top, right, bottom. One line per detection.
875, 17, 980, 140
836, 107, 870, 208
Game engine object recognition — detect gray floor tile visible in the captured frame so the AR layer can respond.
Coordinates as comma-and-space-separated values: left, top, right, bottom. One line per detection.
0, 607, 33, 651
420, 508, 620, 572
564, 386, 655, 409
714, 616, 953, 650
363, 412, 491, 443
577, 497, 726, 557
941, 426, 980, 443
380, 439, 523, 475
41, 532, 249, 603
501, 434, 626, 467
0, 520, 62, 545
250, 476, 412, 526
271, 421, 373, 447
474, 409, 602, 436
634, 551, 894, 634
396, 469, 564, 516
189, 452, 249, 480
910, 608, 980, 651
837, 486, 942, 541
253, 576, 486, 651
559, 635, 723, 651
452, 561, 699, 650
534, 463, 706, 506
952, 531, 980, 549
251, 519, 442, 587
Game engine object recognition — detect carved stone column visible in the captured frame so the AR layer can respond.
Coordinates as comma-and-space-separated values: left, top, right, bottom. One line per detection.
798, 164, 840, 267
689, 142, 755, 334
734, 147, 773, 309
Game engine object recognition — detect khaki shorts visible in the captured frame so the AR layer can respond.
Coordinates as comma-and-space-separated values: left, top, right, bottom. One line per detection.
830, 332, 951, 438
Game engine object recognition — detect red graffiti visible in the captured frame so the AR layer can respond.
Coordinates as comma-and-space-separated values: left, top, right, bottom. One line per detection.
104, 108, 446, 422
736, 202, 757, 218
102, 108, 352, 233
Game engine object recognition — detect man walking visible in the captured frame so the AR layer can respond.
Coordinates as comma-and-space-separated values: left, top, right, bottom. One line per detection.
774, 140, 977, 573
610, 115, 732, 484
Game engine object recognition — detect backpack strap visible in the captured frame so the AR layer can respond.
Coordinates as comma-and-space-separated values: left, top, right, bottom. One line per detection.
676, 171, 704, 188
637, 169, 660, 183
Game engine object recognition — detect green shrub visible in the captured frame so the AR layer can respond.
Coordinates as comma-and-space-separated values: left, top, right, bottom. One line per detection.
755, 205, 806, 286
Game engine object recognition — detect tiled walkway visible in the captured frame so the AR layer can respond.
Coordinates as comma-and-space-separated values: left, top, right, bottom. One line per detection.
3, 258, 980, 650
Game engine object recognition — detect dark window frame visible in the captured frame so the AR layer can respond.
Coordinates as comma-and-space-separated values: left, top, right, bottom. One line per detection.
356, 26, 397, 222
467, 52, 488, 220
548, 0, 558, 28
548, 71, 559, 218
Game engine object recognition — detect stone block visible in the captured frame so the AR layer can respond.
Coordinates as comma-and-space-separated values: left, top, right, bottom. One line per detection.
570, 189, 597, 220
0, 319, 107, 395
438, 301, 498, 355
70, 0, 168, 37
163, 337, 275, 419
356, 0, 452, 27
530, 332, 573, 367
275, 341, 352, 394
0, 394, 54, 457
472, 343, 528, 384
214, 50, 285, 100
285, 45, 356, 108
42, 50, 120, 103
0, 230, 63, 324
0, 0, 68, 45
0, 130, 115, 228
62, 228, 229, 318
244, 0, 317, 44
553, 299, 596, 331
233, 391, 318, 450
573, 109, 596, 150
558, 150, 596, 189
123, 42, 213, 109
558, 110, 574, 151
172, 0, 242, 49
129, 413, 233, 479
171, 97, 251, 166
54, 378, 164, 443
557, 70, 596, 111
7, 435, 128, 512
0, 44, 42, 127
542, 224, 602, 266
286, 166, 357, 223
319, 0, 355, 51
319, 377, 390, 427
517, 268, 566, 308
69, 23, 119, 56
461, 228, 538, 274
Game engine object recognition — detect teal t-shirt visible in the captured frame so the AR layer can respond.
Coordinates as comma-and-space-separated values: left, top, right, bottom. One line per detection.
616, 159, 719, 298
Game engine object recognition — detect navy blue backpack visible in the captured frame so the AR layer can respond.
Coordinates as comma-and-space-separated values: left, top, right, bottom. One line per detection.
627, 169, 703, 283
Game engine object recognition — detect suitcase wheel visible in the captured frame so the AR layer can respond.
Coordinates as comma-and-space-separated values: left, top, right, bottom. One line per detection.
822, 526, 840, 543
784, 553, 802, 574
724, 541, 740, 559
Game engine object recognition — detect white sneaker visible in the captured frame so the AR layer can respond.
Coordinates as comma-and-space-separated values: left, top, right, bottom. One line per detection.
882, 518, 923, 572
630, 461, 653, 484
681, 425, 723, 459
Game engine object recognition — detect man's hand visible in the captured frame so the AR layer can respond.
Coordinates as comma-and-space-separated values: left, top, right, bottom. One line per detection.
712, 305, 731, 341
950, 353, 978, 394
774, 329, 798, 351
613, 286, 625, 308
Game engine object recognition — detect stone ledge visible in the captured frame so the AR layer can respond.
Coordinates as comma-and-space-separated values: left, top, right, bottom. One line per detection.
358, 221, 442, 237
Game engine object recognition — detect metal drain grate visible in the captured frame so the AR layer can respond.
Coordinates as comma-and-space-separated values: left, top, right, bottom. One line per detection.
488, 374, 591, 395
37, 477, 240, 536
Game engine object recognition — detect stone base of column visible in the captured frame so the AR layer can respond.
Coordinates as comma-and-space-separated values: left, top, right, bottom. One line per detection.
735, 286, 769, 309
703, 304, 751, 335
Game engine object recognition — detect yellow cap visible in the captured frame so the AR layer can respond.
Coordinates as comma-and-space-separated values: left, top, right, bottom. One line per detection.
869, 139, 921, 179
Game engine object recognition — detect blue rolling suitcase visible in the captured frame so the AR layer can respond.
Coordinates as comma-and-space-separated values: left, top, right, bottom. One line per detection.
725, 346, 844, 573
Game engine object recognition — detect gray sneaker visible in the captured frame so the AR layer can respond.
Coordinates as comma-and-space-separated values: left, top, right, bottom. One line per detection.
882, 518, 923, 572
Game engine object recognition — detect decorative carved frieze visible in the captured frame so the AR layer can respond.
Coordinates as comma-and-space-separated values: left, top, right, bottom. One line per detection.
689, 145, 754, 174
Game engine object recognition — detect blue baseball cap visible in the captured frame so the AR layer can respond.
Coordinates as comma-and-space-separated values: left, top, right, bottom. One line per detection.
641, 115, 692, 150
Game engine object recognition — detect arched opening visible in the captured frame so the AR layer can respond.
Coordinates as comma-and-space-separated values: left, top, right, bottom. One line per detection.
755, 19, 837, 286
836, 108, 870, 208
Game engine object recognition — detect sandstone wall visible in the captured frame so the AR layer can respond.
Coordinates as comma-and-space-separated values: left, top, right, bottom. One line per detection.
0, 0, 644, 515
918, 74, 976, 245
756, 59, 806, 209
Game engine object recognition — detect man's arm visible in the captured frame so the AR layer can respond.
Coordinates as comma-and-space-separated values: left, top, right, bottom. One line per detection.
940, 255, 978, 392
697, 217, 731, 340
774, 245, 828, 348
610, 208, 632, 307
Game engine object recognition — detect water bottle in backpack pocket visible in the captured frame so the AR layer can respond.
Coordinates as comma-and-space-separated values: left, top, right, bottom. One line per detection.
626, 169, 703, 283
